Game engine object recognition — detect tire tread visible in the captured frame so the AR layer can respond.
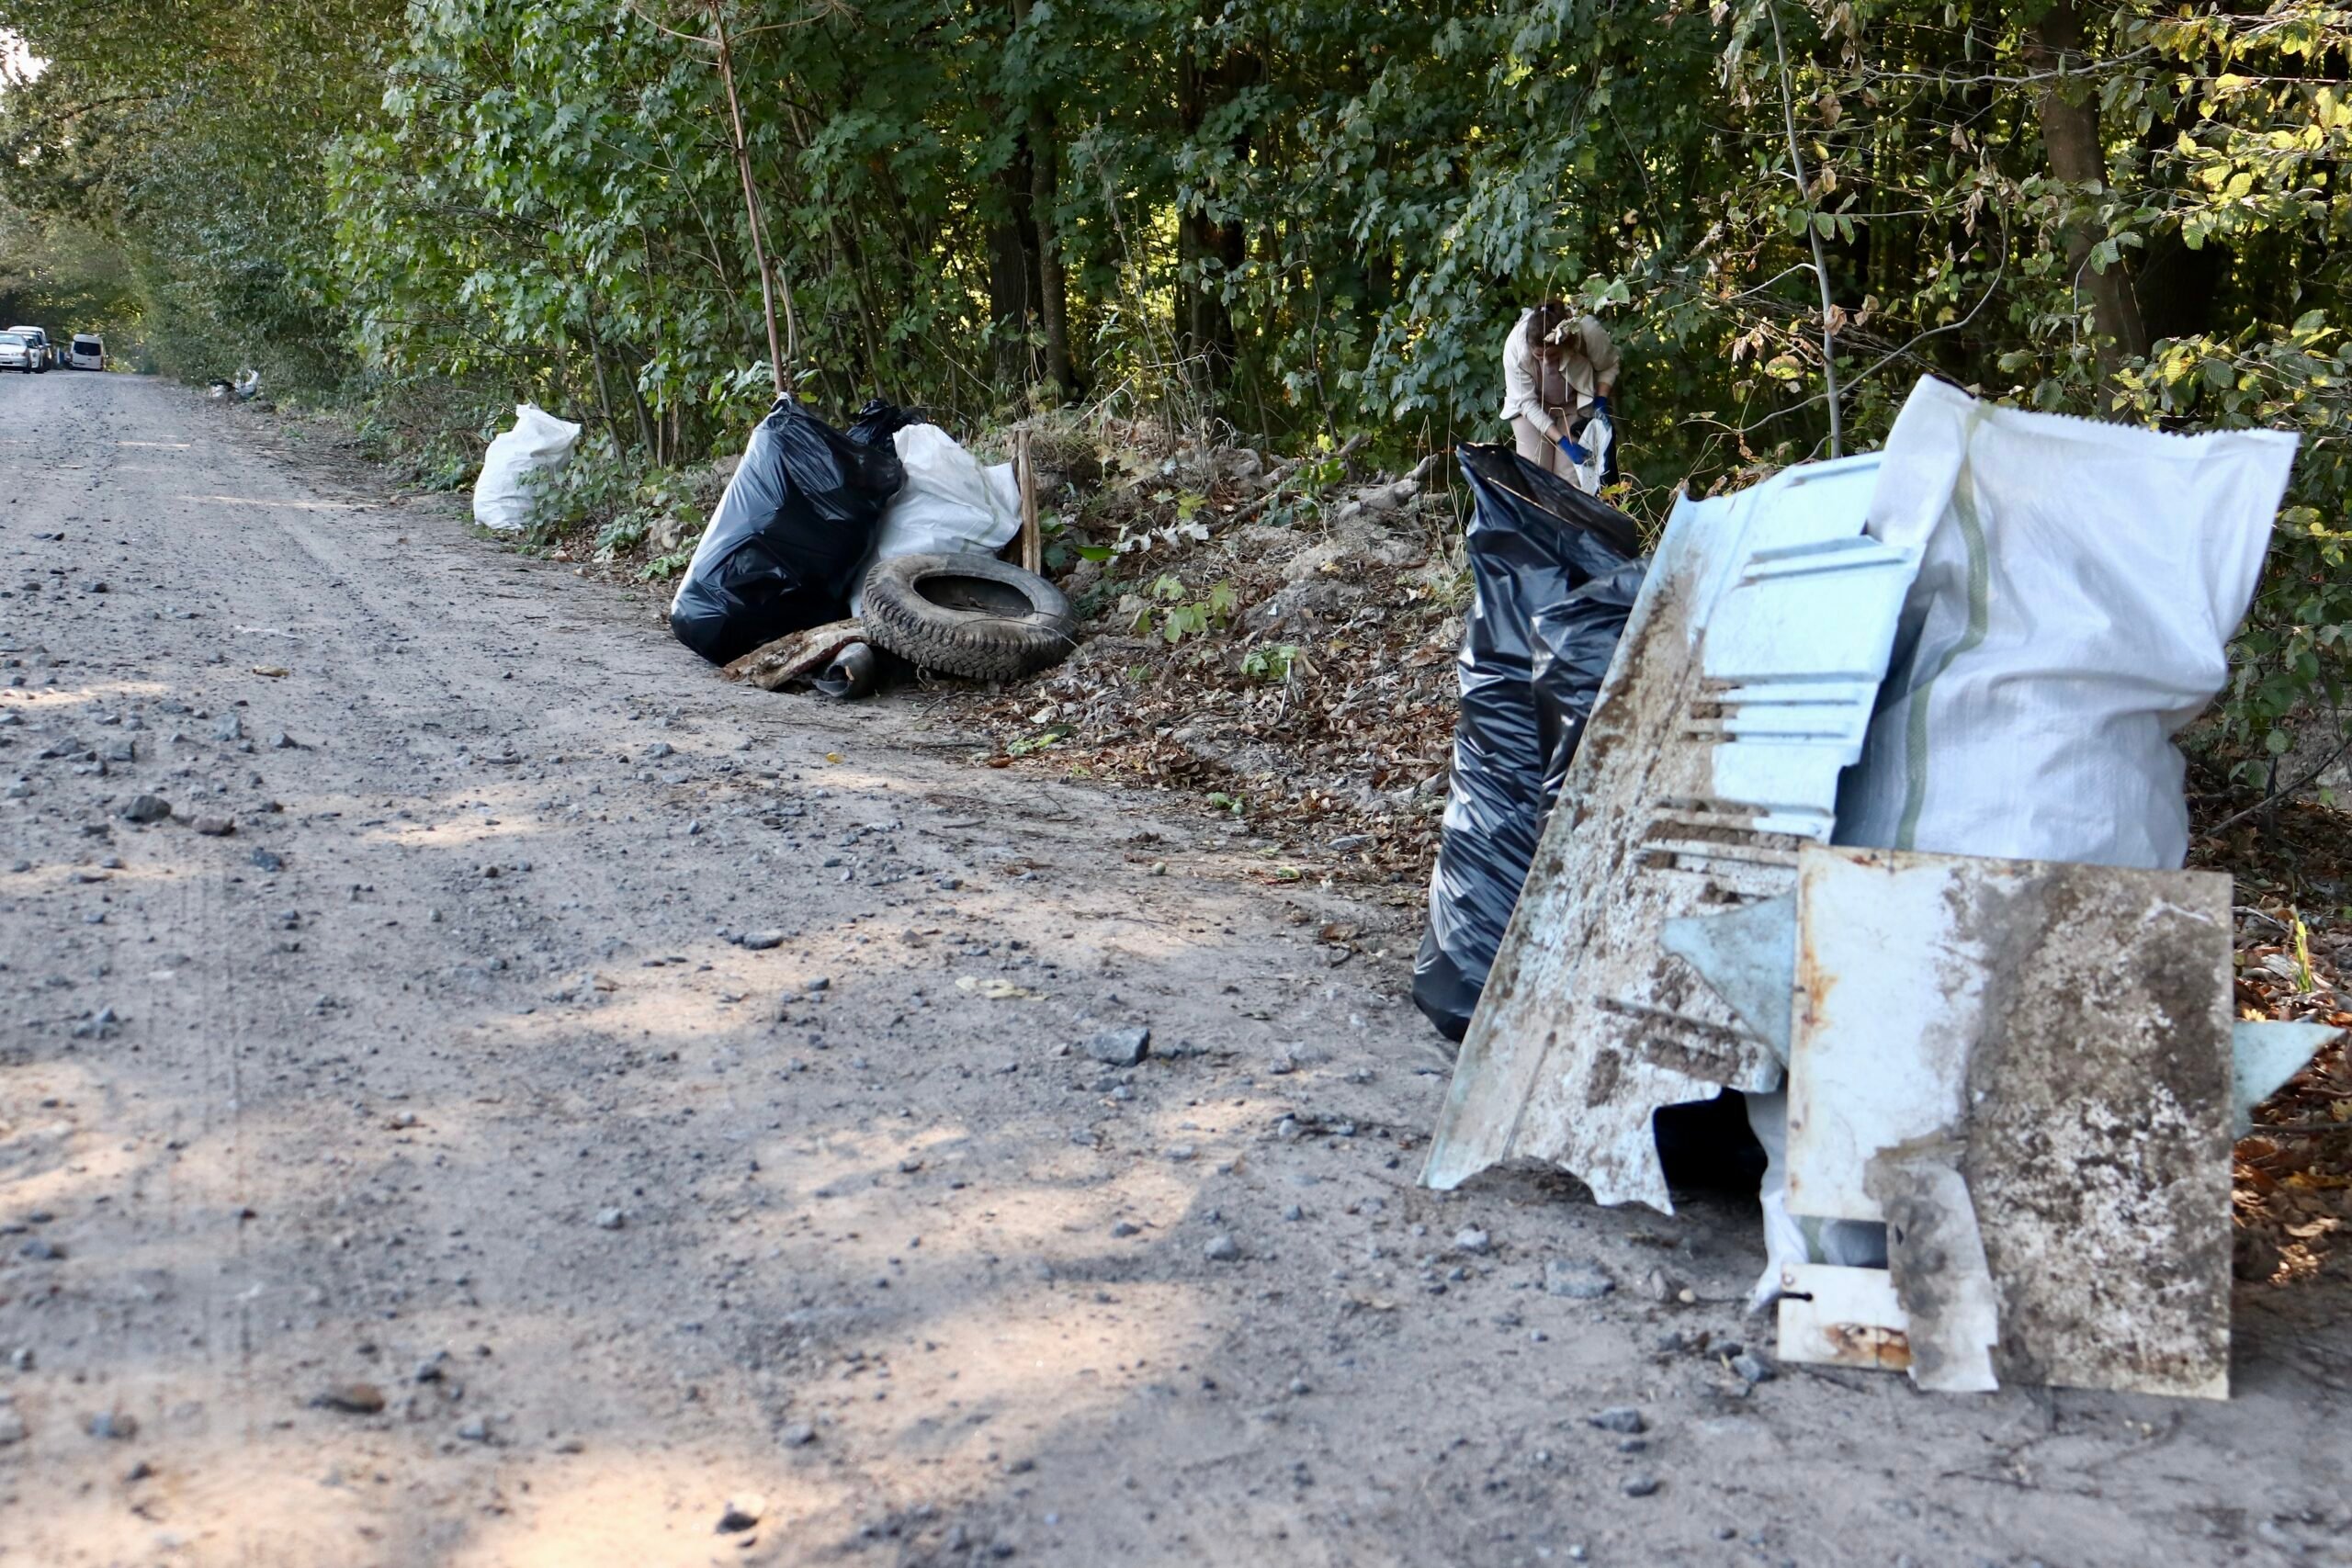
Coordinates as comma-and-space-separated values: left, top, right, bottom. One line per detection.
859, 555, 1075, 682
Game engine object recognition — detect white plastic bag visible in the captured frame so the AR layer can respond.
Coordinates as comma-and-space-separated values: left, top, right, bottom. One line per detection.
848, 423, 1021, 613
472, 404, 582, 534
1566, 412, 1613, 496
1836, 377, 2298, 869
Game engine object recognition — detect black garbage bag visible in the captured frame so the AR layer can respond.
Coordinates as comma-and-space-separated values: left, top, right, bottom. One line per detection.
669, 400, 908, 664
1413, 446, 1646, 1042
844, 397, 918, 448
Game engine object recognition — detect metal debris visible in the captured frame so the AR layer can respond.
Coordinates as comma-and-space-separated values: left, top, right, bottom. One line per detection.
1786, 846, 2237, 1398
1423, 450, 1926, 1209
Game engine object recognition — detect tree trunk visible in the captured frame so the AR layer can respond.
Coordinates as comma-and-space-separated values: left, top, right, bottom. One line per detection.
987, 166, 1033, 390
2135, 232, 2229, 344
1190, 207, 1245, 363
707, 0, 788, 397
1028, 97, 1076, 400
579, 289, 631, 451
1174, 49, 1247, 379
2023, 0, 2149, 392
1004, 0, 1075, 401
586, 343, 620, 445
984, 86, 1037, 392
2130, 89, 2230, 347
624, 365, 658, 459
784, 101, 888, 397
1175, 25, 1259, 384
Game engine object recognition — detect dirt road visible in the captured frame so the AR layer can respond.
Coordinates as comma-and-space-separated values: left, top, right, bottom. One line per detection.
2, 372, 2346, 1567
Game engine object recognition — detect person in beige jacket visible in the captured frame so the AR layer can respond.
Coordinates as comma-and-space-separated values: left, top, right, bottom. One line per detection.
1499, 301, 1620, 481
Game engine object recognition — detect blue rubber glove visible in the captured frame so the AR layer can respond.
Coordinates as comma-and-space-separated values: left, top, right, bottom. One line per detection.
1590, 394, 1611, 418
1558, 434, 1591, 465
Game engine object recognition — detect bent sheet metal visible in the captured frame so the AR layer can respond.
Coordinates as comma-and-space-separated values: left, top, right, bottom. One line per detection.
1421, 451, 1930, 1210
1785, 846, 2238, 1398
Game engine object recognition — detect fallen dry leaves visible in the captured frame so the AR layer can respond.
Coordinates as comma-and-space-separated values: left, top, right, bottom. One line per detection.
2193, 798, 2352, 1288
966, 529, 1466, 908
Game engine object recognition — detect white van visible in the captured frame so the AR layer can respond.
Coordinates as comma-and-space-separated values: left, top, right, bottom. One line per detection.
67, 334, 104, 370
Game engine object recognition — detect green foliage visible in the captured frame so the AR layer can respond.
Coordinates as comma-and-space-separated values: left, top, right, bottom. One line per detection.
1039, 508, 1077, 572
1, 0, 2345, 772
1240, 642, 1306, 683
0, 0, 399, 389
2112, 321, 2352, 781
1004, 722, 1075, 756
640, 547, 695, 582
1125, 572, 1237, 645
528, 434, 709, 560
0, 205, 139, 344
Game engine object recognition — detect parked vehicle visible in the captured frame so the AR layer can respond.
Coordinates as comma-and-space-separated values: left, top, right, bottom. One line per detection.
67, 334, 104, 370
0, 333, 33, 373
7, 327, 52, 372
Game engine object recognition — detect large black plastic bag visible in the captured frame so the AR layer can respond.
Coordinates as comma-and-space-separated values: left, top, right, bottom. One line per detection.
1413, 445, 1646, 1042
669, 400, 907, 664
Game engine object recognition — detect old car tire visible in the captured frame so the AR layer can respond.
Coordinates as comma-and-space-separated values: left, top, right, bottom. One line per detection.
860, 553, 1075, 682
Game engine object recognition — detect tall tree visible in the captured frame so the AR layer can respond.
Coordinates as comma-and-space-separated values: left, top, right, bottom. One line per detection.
2023, 0, 2150, 390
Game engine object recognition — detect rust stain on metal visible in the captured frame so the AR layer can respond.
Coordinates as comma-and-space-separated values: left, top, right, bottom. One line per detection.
1777, 1261, 1914, 1373
1825, 1323, 1913, 1371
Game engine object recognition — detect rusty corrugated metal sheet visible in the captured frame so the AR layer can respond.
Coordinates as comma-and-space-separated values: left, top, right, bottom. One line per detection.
1422, 453, 1926, 1210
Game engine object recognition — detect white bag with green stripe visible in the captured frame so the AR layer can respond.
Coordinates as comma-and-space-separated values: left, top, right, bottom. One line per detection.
1834, 377, 2299, 870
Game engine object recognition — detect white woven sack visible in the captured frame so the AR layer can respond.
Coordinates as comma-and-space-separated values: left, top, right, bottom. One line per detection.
1835, 377, 2298, 869
848, 423, 1022, 614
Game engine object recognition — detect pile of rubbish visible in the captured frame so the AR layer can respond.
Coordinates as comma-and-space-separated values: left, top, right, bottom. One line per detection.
471, 398, 1077, 693
476, 399, 1486, 895
1415, 375, 2335, 1400
673, 400, 1073, 689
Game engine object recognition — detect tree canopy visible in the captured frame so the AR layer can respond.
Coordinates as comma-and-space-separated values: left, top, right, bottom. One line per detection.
1, 0, 2344, 763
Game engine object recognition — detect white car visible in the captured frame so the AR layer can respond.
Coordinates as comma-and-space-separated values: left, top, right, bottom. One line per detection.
0, 333, 34, 373
67, 333, 104, 370
6, 327, 51, 372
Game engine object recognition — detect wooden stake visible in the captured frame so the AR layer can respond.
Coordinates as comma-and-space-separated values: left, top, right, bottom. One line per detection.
1016, 428, 1043, 574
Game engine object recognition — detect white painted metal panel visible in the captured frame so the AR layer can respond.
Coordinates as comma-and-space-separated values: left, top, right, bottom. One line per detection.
1783, 845, 2235, 1399
1775, 1263, 1910, 1373
1783, 848, 1984, 1223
